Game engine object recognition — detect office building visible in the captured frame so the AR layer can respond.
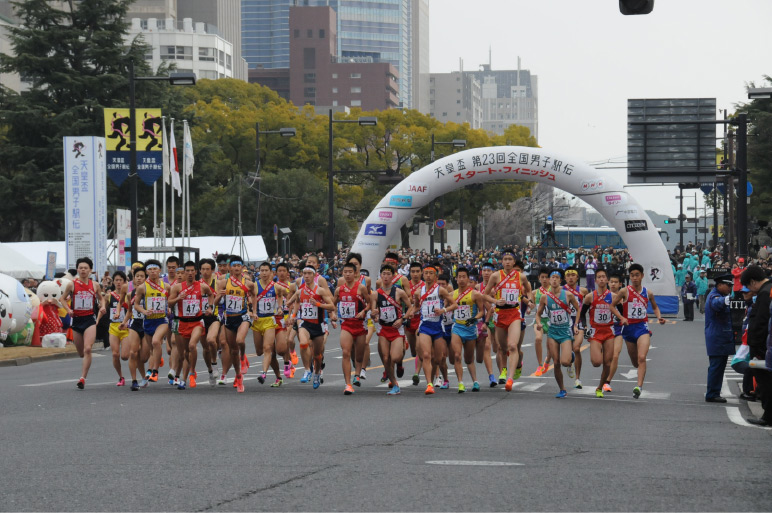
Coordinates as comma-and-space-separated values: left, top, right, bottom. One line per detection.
248, 67, 291, 100
127, 0, 177, 20
429, 71, 482, 129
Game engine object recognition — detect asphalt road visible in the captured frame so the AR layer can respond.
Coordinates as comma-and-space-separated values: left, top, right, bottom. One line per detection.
1, 312, 771, 512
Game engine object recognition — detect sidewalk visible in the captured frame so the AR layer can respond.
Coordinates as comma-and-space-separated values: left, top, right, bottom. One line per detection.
0, 343, 106, 367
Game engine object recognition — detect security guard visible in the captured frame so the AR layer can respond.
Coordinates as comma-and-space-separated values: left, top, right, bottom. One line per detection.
704, 273, 735, 403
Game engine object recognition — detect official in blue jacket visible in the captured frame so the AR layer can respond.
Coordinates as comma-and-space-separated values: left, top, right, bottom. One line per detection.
704, 274, 735, 403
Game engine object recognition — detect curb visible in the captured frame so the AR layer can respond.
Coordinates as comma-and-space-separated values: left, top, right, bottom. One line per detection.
0, 350, 81, 367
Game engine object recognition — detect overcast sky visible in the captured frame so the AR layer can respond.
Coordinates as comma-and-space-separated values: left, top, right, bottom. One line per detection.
429, 0, 771, 218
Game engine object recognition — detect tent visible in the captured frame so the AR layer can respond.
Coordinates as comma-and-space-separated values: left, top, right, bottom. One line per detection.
0, 242, 47, 279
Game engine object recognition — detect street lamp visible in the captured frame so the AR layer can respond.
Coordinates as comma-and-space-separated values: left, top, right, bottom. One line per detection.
328, 109, 378, 253
254, 123, 296, 236
128, 60, 196, 265
747, 87, 772, 100
430, 134, 466, 253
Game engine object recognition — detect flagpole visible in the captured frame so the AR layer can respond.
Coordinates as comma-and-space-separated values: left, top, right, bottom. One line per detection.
162, 116, 167, 249
171, 118, 175, 248
181, 135, 186, 248
185, 120, 191, 250
153, 181, 157, 259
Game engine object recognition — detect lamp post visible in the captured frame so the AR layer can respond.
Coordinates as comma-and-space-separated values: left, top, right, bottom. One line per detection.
430, 134, 466, 254
255, 123, 296, 236
127, 60, 195, 265
328, 109, 377, 254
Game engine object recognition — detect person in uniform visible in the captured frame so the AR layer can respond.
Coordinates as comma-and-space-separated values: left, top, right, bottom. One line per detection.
703, 273, 735, 403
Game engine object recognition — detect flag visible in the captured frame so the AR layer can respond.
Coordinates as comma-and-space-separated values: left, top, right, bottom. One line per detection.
162, 117, 170, 185
183, 121, 194, 177
169, 119, 181, 196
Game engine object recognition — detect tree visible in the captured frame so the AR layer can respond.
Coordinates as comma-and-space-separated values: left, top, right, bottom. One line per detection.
737, 76, 772, 222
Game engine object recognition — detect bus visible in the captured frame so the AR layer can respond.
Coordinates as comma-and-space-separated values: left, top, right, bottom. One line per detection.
553, 225, 664, 249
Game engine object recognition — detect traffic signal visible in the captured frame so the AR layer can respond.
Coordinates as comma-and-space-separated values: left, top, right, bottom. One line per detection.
619, 0, 654, 14
664, 218, 676, 224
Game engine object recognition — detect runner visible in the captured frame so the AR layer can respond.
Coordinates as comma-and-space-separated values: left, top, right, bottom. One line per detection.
133, 259, 169, 384
372, 264, 412, 395
513, 260, 534, 381
478, 262, 499, 387
333, 262, 370, 394
436, 273, 454, 389
163, 256, 181, 382
483, 247, 531, 392
532, 268, 553, 376
274, 262, 296, 379
167, 261, 215, 390
450, 267, 485, 393
611, 263, 667, 398
120, 266, 148, 391
375, 252, 411, 382
535, 269, 581, 398
293, 253, 333, 383
199, 258, 221, 387
603, 272, 626, 392
563, 267, 589, 389
404, 261, 425, 385
214, 254, 235, 384
61, 257, 106, 389
215, 256, 257, 393
346, 253, 373, 381
104, 271, 130, 386
251, 262, 290, 387
578, 267, 624, 398
290, 264, 336, 389
412, 262, 457, 395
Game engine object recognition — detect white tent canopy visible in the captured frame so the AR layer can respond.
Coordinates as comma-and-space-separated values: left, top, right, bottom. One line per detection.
0, 242, 47, 279
2, 236, 269, 274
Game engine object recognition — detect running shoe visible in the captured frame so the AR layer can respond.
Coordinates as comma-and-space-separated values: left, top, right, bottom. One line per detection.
171, 377, 179, 386
271, 378, 283, 388
301, 369, 311, 383
534, 365, 544, 377
168, 369, 175, 380
168, 377, 175, 386
425, 384, 435, 395
116, 377, 125, 387
387, 385, 401, 395
472, 381, 481, 392
602, 383, 612, 392
498, 368, 507, 384
312, 373, 321, 389
567, 352, 576, 378
290, 365, 296, 378
396, 364, 405, 378
458, 382, 466, 394
258, 372, 266, 384
177, 381, 186, 390
217, 374, 227, 385
440, 380, 449, 390
388, 382, 394, 389
412, 373, 420, 386
555, 389, 567, 399
489, 374, 497, 388
233, 379, 238, 388
633, 386, 641, 399
320, 370, 324, 384
359, 368, 366, 380
145, 369, 152, 380
208, 372, 217, 387
595, 389, 604, 398
505, 378, 514, 392
353, 375, 361, 387
150, 370, 158, 382
139, 379, 149, 388
189, 373, 197, 388
235, 376, 244, 393
290, 350, 298, 365
574, 379, 582, 389
160, 357, 164, 368
380, 371, 388, 383
514, 366, 522, 380
241, 356, 249, 375
284, 364, 291, 379
76, 378, 85, 390
344, 384, 354, 395
130, 380, 139, 391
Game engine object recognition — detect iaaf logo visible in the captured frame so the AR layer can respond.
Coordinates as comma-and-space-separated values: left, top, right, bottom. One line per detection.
581, 179, 605, 192
406, 183, 428, 195
377, 210, 396, 223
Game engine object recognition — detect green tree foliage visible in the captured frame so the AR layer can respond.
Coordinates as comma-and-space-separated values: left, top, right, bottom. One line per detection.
739, 76, 772, 222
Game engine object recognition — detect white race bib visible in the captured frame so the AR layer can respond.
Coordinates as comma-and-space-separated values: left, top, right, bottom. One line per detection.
593, 307, 611, 324
421, 299, 440, 318
74, 292, 93, 311
454, 305, 471, 321
339, 301, 356, 319
258, 296, 276, 315
629, 300, 646, 320
182, 298, 200, 316
301, 301, 318, 320
380, 305, 396, 323
550, 309, 568, 325
226, 294, 243, 314
110, 307, 125, 322
147, 296, 166, 315
502, 288, 519, 305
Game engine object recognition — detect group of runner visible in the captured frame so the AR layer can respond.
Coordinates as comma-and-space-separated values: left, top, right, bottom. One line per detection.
61, 246, 665, 399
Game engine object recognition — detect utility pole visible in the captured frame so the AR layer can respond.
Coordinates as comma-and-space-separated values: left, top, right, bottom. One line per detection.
678, 189, 684, 252
727, 131, 736, 264
736, 113, 749, 261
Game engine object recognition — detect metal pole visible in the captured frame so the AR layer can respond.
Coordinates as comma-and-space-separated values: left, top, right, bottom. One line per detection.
736, 113, 748, 260
694, 194, 698, 248
728, 132, 736, 263
255, 122, 261, 236
459, 194, 464, 252
679, 190, 684, 252
430, 133, 435, 254
162, 118, 166, 248
153, 181, 157, 248
129, 60, 139, 265
328, 109, 334, 254
712, 184, 718, 250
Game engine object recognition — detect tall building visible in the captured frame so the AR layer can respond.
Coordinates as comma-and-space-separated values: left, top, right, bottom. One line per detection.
127, 0, 177, 20
429, 72, 482, 129
241, 0, 428, 110
177, 0, 247, 80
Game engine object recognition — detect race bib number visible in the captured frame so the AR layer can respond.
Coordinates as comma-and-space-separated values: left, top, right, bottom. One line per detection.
550, 309, 568, 325
74, 292, 93, 311
182, 299, 200, 316
630, 300, 646, 320
380, 305, 397, 323
258, 297, 276, 315
422, 299, 440, 318
132, 306, 144, 320
339, 301, 356, 319
443, 311, 454, 325
569, 303, 577, 317
110, 307, 124, 322
226, 294, 243, 314
147, 296, 166, 315
301, 302, 318, 320
593, 308, 612, 324
454, 305, 471, 321
502, 288, 519, 305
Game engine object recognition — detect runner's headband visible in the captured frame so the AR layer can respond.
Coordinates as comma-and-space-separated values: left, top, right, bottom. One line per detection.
230, 260, 243, 266
502, 251, 515, 257
384, 258, 398, 264
303, 266, 316, 273
482, 263, 496, 269
423, 266, 437, 273
145, 264, 160, 270
550, 271, 562, 278
565, 270, 578, 276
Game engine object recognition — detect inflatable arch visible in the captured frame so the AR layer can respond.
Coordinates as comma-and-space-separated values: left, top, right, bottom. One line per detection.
350, 146, 678, 314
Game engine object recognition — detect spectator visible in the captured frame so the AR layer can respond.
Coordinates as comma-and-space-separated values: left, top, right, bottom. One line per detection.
585, 256, 597, 291
704, 273, 735, 402
695, 269, 709, 313
681, 274, 697, 321
740, 265, 772, 426
731, 286, 757, 401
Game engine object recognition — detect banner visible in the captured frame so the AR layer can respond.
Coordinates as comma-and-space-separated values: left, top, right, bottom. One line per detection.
115, 208, 131, 271
103, 107, 163, 186
45, 252, 56, 280
63, 136, 108, 276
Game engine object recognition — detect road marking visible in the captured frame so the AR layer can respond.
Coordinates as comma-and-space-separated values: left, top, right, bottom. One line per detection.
21, 379, 114, 387
621, 369, 637, 380
377, 379, 417, 388
426, 460, 524, 466
725, 406, 772, 430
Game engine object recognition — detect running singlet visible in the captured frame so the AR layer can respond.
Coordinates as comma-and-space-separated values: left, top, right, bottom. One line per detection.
255, 281, 277, 318
545, 288, 571, 327
589, 289, 614, 326
376, 287, 402, 326
452, 287, 477, 325
419, 283, 442, 322
175, 281, 203, 320
563, 284, 582, 318
623, 286, 649, 324
72, 279, 96, 317
130, 289, 144, 321
338, 282, 365, 320
298, 283, 323, 324
494, 270, 521, 310
143, 280, 168, 319
201, 278, 218, 316
107, 290, 127, 323
535, 287, 549, 319
225, 277, 249, 317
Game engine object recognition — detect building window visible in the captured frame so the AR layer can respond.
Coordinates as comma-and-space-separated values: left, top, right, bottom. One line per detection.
332, 73, 338, 79
218, 50, 225, 66
198, 47, 215, 62
350, 100, 361, 106
304, 73, 316, 83
442, 112, 447, 117
351, 86, 361, 93
332, 100, 338, 106
319, 29, 325, 38
457, 89, 461, 93
161, 46, 192, 60
350, 73, 361, 79
303, 47, 315, 69
200, 70, 217, 79
226, 54, 232, 70
307, 29, 313, 38
294, 29, 299, 38
304, 87, 316, 97
456, 99, 461, 104
457, 112, 461, 116
332, 87, 338, 93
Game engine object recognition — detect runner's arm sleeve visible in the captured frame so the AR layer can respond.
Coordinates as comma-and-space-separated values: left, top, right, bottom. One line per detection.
579, 302, 590, 328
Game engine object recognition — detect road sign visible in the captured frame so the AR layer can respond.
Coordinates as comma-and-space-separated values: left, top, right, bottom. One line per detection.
700, 184, 713, 195
273, 224, 278, 240
698, 228, 709, 234
687, 217, 697, 223
435, 219, 446, 229
676, 229, 688, 234
715, 181, 752, 197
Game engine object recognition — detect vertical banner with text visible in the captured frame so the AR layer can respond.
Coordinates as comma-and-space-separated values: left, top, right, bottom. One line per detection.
64, 136, 108, 276
115, 208, 131, 271
104, 108, 163, 186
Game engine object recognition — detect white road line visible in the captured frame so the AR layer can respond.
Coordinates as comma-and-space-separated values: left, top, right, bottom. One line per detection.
725, 406, 772, 430
426, 460, 524, 466
377, 379, 416, 388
